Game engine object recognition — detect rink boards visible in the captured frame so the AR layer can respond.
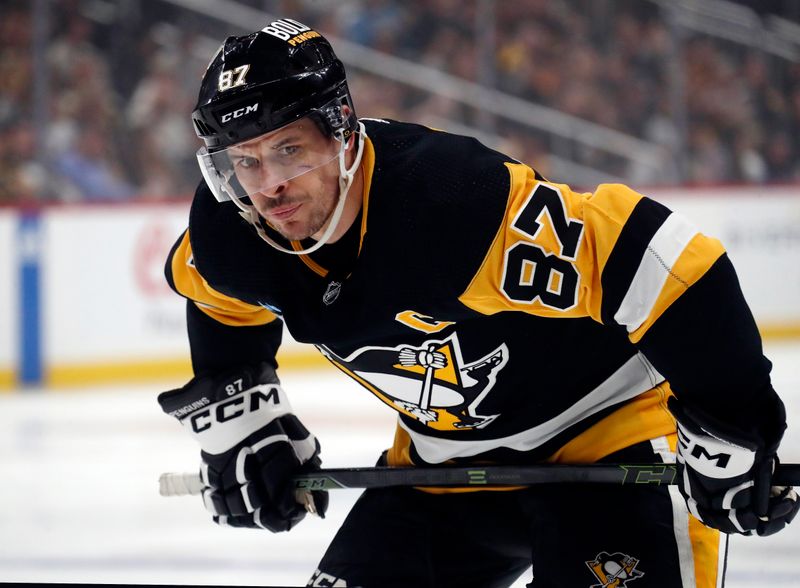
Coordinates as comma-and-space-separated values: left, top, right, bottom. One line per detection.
1, 184, 799, 389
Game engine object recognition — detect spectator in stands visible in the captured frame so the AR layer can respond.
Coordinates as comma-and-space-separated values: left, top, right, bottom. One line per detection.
1, 0, 798, 203
127, 52, 198, 198
52, 125, 135, 201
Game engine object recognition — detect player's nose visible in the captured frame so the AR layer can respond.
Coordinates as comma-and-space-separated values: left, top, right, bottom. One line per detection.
253, 164, 289, 198
258, 180, 287, 199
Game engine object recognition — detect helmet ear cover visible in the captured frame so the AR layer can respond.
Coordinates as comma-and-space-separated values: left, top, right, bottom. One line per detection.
294, 91, 358, 144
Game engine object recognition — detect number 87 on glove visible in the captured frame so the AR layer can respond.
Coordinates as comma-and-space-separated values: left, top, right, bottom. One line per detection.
158, 362, 328, 532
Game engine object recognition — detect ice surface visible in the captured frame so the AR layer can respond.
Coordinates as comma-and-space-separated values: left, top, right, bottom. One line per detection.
2, 340, 799, 587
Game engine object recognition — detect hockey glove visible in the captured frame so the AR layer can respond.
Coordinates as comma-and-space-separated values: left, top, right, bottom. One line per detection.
158, 362, 328, 532
668, 396, 798, 536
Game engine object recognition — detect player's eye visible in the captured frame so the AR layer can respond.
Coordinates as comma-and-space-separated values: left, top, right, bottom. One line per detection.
233, 155, 259, 169
276, 144, 301, 158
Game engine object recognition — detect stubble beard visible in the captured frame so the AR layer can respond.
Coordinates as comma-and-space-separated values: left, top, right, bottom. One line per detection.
269, 190, 337, 242
257, 161, 342, 242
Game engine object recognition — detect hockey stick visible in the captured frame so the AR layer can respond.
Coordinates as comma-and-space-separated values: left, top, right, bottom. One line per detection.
159, 462, 800, 496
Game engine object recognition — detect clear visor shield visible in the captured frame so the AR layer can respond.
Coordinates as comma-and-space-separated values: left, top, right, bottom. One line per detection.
197, 124, 341, 203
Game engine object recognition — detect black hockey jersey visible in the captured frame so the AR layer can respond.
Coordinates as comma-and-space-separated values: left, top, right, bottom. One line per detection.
166, 119, 779, 481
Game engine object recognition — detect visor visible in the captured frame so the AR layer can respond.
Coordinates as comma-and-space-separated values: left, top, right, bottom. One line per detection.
197, 123, 340, 203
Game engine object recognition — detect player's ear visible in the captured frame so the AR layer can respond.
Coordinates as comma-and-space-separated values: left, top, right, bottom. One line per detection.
341, 105, 359, 152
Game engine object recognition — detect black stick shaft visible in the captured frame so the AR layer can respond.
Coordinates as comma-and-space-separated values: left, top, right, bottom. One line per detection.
293, 463, 800, 490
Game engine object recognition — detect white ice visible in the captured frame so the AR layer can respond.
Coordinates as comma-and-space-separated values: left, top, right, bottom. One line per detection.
2, 340, 799, 587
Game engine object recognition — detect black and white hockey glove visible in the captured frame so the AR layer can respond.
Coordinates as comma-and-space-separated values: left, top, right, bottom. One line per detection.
158, 362, 328, 532
668, 396, 798, 536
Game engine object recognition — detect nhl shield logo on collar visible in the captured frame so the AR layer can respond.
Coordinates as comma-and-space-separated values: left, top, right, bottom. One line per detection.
323, 280, 342, 305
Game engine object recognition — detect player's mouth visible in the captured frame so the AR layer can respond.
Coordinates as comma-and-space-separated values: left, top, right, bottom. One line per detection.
267, 203, 302, 221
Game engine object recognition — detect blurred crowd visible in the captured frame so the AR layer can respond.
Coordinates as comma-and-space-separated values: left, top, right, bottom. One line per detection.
1, 0, 799, 204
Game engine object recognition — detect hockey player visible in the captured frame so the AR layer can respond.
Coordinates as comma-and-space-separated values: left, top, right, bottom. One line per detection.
158, 17, 798, 588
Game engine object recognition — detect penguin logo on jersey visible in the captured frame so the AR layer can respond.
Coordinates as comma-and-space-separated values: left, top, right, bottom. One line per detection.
319, 333, 507, 430
585, 551, 644, 587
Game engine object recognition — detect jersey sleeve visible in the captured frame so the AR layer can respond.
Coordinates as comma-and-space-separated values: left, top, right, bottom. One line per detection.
459, 162, 780, 431
165, 229, 284, 375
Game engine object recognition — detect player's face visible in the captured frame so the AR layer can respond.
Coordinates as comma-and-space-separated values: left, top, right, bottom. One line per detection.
229, 118, 342, 242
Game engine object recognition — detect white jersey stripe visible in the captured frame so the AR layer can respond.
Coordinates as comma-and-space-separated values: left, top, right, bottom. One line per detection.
716, 533, 728, 588
668, 484, 697, 588
402, 352, 663, 463
614, 212, 699, 333
651, 436, 697, 588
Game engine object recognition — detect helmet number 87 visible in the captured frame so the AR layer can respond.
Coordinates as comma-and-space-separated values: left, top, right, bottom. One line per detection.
218, 64, 251, 92
501, 184, 584, 311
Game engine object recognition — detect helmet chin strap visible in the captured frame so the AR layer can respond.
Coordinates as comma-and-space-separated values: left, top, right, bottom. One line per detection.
230, 121, 367, 256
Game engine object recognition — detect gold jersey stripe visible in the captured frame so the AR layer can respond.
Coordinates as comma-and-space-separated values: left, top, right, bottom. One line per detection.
292, 239, 328, 277
578, 182, 648, 321
689, 498, 725, 588
170, 230, 278, 327
546, 383, 675, 463
628, 233, 725, 343
656, 433, 724, 588
385, 384, 676, 494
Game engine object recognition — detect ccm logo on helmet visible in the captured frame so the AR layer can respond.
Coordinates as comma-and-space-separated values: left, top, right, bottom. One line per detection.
221, 103, 259, 124
190, 386, 281, 433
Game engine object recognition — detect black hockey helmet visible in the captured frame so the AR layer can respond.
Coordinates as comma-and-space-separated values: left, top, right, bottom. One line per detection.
191, 18, 357, 152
